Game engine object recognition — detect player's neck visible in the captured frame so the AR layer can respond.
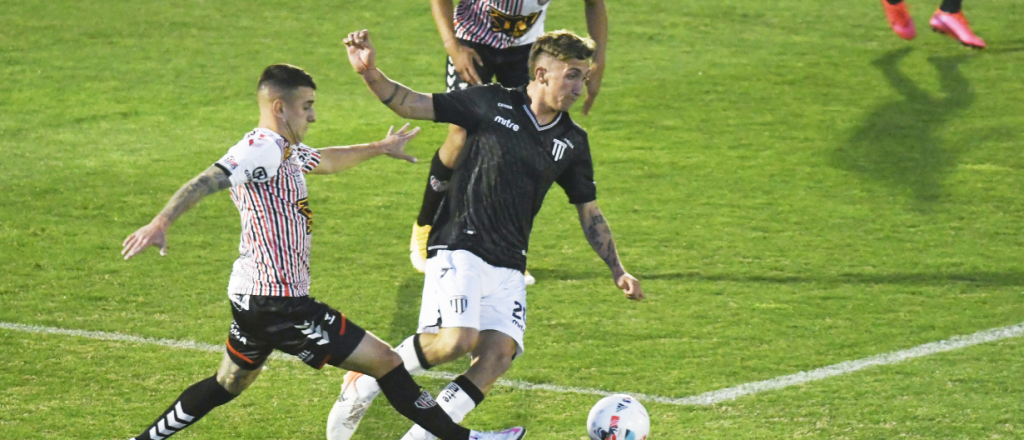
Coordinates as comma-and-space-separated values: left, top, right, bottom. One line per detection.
256, 116, 294, 145
526, 82, 560, 126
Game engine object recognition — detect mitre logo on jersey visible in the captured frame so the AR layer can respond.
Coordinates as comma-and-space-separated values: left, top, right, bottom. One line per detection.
450, 295, 469, 314
551, 138, 574, 161
494, 115, 520, 131
488, 8, 541, 38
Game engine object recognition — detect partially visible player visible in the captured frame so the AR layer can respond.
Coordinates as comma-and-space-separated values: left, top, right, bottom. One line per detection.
410, 0, 609, 279
120, 64, 525, 440
328, 29, 642, 440
880, 0, 985, 48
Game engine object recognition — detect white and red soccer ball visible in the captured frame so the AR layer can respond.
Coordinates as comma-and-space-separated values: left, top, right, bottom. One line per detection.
586, 394, 650, 440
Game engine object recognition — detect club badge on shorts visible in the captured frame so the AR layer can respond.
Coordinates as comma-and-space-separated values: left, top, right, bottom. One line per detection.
450, 295, 469, 315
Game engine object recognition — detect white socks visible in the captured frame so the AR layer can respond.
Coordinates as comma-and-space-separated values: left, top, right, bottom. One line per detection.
401, 378, 482, 440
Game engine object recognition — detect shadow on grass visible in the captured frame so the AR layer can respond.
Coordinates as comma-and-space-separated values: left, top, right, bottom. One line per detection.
385, 274, 424, 344
640, 270, 1024, 287
832, 48, 974, 209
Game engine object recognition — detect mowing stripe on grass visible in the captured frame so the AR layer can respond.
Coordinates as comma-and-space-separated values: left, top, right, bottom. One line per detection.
3, 320, 1022, 406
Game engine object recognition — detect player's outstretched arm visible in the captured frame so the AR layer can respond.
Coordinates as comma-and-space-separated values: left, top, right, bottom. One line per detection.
582, 0, 608, 116
576, 200, 644, 301
121, 165, 231, 260
344, 30, 436, 121
312, 123, 422, 174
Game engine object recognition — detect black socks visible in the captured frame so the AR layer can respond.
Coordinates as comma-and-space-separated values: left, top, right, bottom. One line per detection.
132, 375, 237, 440
377, 365, 471, 440
416, 151, 455, 227
939, 0, 962, 13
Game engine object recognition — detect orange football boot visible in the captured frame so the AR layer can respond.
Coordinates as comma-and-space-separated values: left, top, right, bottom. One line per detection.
930, 9, 986, 49
881, 0, 917, 40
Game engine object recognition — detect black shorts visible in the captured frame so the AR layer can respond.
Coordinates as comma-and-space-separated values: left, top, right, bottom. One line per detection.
225, 295, 367, 370
446, 39, 532, 92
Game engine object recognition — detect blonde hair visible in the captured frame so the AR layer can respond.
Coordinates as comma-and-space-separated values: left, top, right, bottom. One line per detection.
528, 30, 596, 79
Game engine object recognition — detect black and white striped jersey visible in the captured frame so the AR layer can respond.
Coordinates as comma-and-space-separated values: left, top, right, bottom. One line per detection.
214, 128, 321, 297
428, 84, 596, 272
455, 0, 555, 49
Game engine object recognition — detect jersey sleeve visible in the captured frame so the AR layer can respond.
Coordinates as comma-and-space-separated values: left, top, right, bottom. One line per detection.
431, 85, 496, 130
214, 138, 284, 186
555, 134, 597, 204
293, 143, 322, 174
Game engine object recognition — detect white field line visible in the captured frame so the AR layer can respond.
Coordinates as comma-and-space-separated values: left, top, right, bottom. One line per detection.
2, 321, 1022, 406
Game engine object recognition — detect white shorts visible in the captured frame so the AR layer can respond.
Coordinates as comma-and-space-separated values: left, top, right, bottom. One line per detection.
417, 250, 528, 356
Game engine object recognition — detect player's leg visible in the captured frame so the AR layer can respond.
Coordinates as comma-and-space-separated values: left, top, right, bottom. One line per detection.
401, 331, 518, 440
880, 0, 917, 40
401, 260, 527, 440
930, 0, 985, 48
128, 334, 268, 440
329, 250, 484, 440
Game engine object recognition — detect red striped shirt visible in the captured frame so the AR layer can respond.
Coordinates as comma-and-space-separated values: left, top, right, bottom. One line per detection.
455, 0, 552, 49
217, 128, 320, 297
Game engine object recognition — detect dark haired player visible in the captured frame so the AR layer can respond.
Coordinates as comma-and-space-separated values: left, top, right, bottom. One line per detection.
880, 0, 985, 48
120, 64, 525, 440
409, 0, 609, 281
328, 30, 642, 440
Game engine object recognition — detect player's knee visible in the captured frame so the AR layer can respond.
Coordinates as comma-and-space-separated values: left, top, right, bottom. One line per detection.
436, 328, 478, 359
475, 345, 515, 374
215, 366, 260, 395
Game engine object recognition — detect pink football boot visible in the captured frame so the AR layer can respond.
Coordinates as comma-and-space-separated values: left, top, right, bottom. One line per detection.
881, 0, 917, 40
930, 9, 986, 49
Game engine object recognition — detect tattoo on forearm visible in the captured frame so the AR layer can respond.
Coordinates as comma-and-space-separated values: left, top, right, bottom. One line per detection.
381, 83, 400, 105
399, 89, 409, 106
157, 168, 230, 224
583, 212, 620, 270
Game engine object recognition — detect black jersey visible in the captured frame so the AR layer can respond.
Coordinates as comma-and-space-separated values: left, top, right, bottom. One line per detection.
428, 84, 597, 272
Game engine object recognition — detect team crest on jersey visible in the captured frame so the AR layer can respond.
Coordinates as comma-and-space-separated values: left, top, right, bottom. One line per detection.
488, 8, 541, 38
551, 138, 574, 161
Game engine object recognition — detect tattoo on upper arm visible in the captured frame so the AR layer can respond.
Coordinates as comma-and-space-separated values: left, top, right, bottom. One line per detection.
399, 89, 409, 106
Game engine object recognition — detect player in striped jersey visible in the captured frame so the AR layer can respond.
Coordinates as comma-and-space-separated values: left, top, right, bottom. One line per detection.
120, 64, 525, 440
410, 0, 608, 281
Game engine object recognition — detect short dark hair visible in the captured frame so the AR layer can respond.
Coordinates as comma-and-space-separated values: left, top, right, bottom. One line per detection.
257, 64, 317, 93
528, 30, 595, 79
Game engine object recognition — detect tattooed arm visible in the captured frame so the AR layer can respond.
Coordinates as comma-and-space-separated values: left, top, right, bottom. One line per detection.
121, 165, 232, 260
576, 200, 644, 301
344, 30, 436, 120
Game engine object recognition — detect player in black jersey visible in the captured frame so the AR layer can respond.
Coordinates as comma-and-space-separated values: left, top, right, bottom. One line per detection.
328, 29, 642, 440
410, 0, 609, 280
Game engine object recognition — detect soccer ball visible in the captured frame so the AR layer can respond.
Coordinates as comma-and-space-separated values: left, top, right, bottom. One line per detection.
586, 394, 650, 440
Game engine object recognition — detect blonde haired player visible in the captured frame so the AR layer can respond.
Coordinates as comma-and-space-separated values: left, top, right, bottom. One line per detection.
328, 29, 642, 440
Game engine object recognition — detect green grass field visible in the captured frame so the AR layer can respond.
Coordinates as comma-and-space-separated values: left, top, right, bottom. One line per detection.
3, 0, 1024, 439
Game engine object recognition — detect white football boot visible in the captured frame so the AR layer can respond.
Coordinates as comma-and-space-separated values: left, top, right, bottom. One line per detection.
469, 427, 527, 440
326, 371, 381, 440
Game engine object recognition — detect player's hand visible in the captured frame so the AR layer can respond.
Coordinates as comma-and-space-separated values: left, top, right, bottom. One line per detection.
344, 29, 377, 73
378, 123, 421, 163
122, 219, 169, 260
582, 60, 605, 116
615, 272, 644, 301
449, 43, 483, 86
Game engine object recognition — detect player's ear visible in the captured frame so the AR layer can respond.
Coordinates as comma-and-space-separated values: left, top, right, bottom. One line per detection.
273, 99, 285, 119
535, 66, 548, 85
